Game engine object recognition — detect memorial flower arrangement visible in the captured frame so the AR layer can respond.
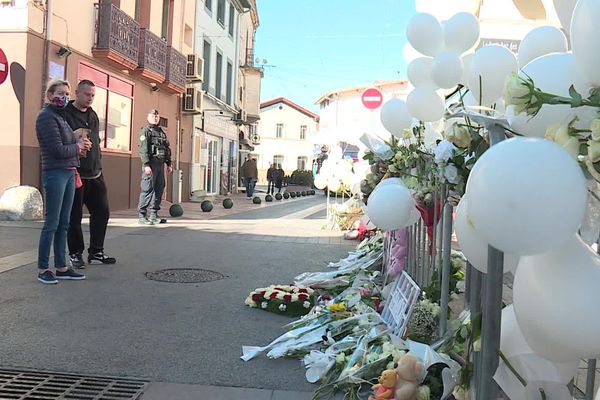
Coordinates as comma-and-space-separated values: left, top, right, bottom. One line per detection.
244, 285, 315, 317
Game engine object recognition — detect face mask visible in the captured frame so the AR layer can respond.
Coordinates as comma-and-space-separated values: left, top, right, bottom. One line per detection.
52, 94, 69, 108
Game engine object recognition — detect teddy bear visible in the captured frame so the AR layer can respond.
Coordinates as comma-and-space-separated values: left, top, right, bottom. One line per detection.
394, 353, 423, 400
368, 368, 397, 400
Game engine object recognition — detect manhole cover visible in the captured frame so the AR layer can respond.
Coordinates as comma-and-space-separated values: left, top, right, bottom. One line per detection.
145, 268, 227, 283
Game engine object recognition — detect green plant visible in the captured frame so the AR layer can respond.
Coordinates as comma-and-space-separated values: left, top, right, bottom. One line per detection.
290, 169, 314, 187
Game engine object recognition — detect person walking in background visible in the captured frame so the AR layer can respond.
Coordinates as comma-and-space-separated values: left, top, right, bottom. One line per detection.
275, 164, 285, 193
138, 109, 172, 225
65, 80, 116, 268
241, 154, 258, 197
35, 79, 90, 284
266, 163, 276, 195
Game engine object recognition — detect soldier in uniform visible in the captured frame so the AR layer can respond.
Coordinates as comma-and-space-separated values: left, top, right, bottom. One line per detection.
137, 109, 172, 225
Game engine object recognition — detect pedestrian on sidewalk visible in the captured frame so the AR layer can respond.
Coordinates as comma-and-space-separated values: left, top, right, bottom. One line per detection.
266, 163, 275, 195
35, 79, 89, 284
137, 109, 173, 225
241, 154, 258, 197
65, 80, 116, 268
275, 164, 285, 193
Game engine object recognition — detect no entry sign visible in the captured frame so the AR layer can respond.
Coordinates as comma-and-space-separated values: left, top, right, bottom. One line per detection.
0, 48, 8, 86
361, 87, 383, 110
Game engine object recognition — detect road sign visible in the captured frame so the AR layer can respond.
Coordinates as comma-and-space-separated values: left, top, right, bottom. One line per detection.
361, 87, 383, 110
0, 48, 8, 85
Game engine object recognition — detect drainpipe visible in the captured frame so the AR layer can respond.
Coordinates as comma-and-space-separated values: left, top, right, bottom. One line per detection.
41, 0, 53, 107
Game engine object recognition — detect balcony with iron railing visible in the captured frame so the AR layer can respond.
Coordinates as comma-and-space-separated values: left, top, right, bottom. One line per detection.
92, 2, 140, 70
136, 28, 167, 84
163, 46, 186, 94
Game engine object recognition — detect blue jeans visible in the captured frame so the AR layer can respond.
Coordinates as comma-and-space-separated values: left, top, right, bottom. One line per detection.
38, 169, 75, 270
244, 178, 255, 197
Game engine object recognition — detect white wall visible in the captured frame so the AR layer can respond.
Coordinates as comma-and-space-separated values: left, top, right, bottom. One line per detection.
255, 102, 319, 181
0, 0, 29, 31
195, 0, 240, 104
318, 84, 411, 148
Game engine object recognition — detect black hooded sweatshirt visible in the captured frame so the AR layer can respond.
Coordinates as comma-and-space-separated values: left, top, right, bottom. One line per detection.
65, 100, 102, 179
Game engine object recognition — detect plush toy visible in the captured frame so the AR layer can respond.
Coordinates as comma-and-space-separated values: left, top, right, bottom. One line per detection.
395, 353, 423, 400
368, 368, 397, 400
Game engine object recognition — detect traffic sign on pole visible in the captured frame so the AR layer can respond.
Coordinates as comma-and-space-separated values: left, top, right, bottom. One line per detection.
0, 48, 8, 86
361, 87, 383, 110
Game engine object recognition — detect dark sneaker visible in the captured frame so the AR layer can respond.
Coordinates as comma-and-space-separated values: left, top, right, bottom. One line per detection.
149, 213, 167, 224
88, 252, 117, 265
69, 253, 86, 269
55, 268, 86, 280
138, 213, 154, 225
38, 270, 58, 284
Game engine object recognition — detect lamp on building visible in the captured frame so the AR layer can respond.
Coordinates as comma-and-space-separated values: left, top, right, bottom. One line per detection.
56, 46, 72, 57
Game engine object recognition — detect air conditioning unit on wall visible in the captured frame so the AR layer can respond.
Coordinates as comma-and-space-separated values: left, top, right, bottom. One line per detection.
186, 54, 204, 82
182, 87, 203, 113
234, 109, 247, 123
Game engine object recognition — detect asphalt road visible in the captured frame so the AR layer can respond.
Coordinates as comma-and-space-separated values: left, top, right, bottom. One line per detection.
0, 197, 354, 392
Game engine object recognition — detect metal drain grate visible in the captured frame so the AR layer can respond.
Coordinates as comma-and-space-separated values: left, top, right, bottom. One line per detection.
0, 368, 148, 400
145, 268, 227, 283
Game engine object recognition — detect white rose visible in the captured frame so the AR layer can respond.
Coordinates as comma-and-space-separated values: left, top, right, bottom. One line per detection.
446, 124, 471, 148
434, 140, 456, 164
278, 304, 287, 312
303, 301, 311, 309
261, 302, 268, 309
504, 73, 531, 115
591, 119, 600, 142
444, 164, 459, 184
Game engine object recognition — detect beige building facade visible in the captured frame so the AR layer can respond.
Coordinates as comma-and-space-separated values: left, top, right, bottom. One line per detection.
0, 0, 261, 209
255, 98, 319, 184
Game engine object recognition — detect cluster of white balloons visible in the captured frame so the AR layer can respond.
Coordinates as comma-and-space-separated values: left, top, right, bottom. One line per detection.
313, 146, 361, 193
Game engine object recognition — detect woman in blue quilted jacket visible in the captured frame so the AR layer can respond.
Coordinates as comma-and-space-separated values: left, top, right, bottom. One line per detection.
35, 79, 91, 284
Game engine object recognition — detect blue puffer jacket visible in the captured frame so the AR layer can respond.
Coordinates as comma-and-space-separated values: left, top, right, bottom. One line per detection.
36, 104, 79, 170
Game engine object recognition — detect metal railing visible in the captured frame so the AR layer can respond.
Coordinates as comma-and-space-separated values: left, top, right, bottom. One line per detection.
94, 2, 139, 67
165, 46, 186, 90
138, 28, 167, 78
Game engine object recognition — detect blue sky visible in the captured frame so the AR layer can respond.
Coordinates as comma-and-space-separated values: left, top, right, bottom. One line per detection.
254, 1, 416, 112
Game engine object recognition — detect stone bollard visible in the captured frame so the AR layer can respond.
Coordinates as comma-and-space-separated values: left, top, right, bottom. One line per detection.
0, 185, 44, 221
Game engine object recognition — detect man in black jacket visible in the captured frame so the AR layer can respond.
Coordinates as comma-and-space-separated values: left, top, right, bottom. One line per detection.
65, 80, 116, 267
137, 109, 172, 224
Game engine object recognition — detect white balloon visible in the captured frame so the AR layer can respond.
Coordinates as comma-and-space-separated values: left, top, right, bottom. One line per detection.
467, 45, 517, 106
406, 87, 445, 122
460, 53, 474, 86
314, 174, 327, 190
513, 235, 600, 362
467, 138, 588, 255
367, 183, 413, 230
443, 12, 480, 54
404, 206, 421, 226
374, 177, 404, 188
431, 51, 463, 89
407, 57, 436, 88
327, 178, 341, 192
553, 0, 577, 33
330, 146, 343, 160
406, 13, 444, 57
455, 197, 519, 273
506, 53, 595, 138
415, 0, 481, 21
499, 305, 578, 382
517, 26, 568, 68
380, 99, 413, 138
572, 0, 600, 86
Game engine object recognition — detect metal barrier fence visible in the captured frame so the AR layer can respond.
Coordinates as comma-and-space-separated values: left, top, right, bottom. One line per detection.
387, 158, 598, 398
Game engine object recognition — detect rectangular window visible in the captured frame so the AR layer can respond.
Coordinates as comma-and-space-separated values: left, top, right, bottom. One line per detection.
161, 0, 170, 42
202, 40, 211, 91
226, 61, 233, 105
273, 155, 284, 167
276, 123, 283, 138
217, 0, 225, 26
215, 51, 223, 99
300, 125, 307, 140
205, 0, 212, 12
78, 63, 133, 152
228, 4, 235, 37
297, 156, 308, 170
